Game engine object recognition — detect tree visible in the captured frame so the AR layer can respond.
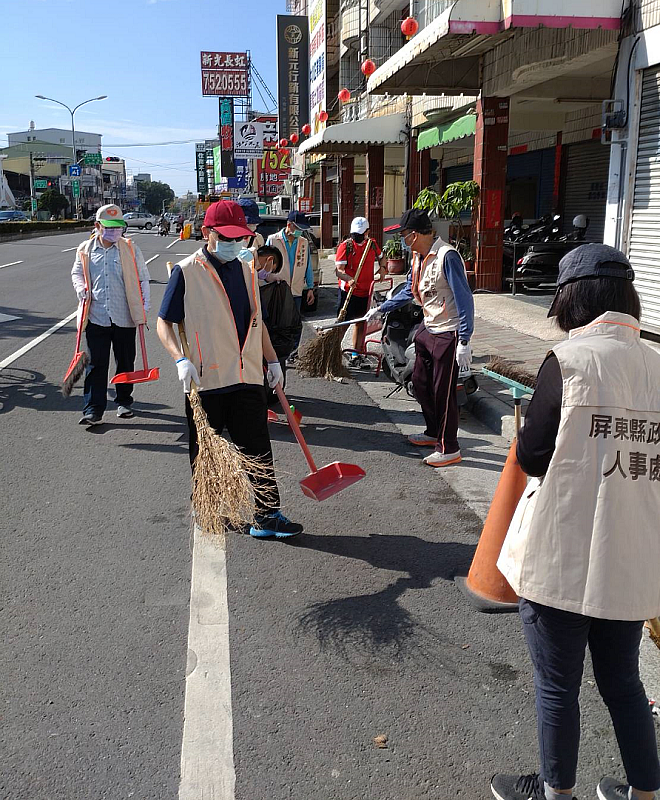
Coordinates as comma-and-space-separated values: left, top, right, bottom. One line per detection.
37, 189, 69, 217
142, 180, 175, 214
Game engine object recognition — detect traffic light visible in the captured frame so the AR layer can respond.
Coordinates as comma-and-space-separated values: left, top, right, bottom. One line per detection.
429, 158, 440, 187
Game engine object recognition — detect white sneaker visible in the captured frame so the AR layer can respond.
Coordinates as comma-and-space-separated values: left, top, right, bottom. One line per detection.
117, 405, 134, 419
423, 450, 462, 468
408, 433, 438, 447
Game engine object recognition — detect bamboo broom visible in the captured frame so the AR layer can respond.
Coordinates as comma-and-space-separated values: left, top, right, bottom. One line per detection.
297, 238, 374, 379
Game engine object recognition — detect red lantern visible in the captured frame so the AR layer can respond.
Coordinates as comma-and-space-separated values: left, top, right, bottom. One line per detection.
319, 110, 328, 123
361, 58, 376, 77
301, 123, 311, 135
401, 16, 419, 38
338, 87, 351, 103
278, 147, 288, 156
290, 132, 299, 144
279, 137, 288, 148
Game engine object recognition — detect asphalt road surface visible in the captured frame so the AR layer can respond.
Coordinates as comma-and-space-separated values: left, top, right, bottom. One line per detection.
0, 230, 633, 799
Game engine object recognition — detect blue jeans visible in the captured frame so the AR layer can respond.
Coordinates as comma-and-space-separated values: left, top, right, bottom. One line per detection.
520, 598, 660, 792
83, 321, 136, 416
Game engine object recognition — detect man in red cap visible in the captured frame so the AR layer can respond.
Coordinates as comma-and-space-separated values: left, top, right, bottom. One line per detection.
156, 200, 303, 538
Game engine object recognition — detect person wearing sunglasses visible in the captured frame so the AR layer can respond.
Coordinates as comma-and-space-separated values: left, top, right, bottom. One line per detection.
156, 200, 303, 539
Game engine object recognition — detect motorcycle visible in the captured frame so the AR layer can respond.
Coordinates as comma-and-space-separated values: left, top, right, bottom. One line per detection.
512, 215, 590, 289
158, 220, 170, 236
503, 213, 563, 286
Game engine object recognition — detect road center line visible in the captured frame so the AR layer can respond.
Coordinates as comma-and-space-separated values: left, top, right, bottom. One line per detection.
145, 255, 159, 265
0, 310, 77, 372
61, 247, 77, 252
166, 239, 179, 249
0, 261, 23, 270
179, 525, 235, 800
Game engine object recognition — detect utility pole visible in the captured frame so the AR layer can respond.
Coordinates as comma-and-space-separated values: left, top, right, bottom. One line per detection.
29, 152, 36, 220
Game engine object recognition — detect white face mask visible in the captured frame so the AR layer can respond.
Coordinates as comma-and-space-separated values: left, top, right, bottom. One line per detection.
213, 238, 243, 261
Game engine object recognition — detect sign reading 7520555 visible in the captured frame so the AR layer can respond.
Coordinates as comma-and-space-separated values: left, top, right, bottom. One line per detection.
200, 51, 249, 97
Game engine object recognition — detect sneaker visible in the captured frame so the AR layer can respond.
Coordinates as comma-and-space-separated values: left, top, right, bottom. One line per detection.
597, 777, 633, 800
117, 405, 134, 419
357, 355, 372, 370
78, 414, 103, 426
286, 352, 298, 368
347, 353, 361, 369
424, 450, 462, 468
408, 433, 438, 447
491, 773, 546, 800
249, 510, 304, 539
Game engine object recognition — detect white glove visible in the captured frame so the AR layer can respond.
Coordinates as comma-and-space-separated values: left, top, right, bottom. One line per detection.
365, 307, 382, 323
77, 288, 88, 302
176, 358, 200, 393
266, 361, 283, 389
456, 341, 472, 371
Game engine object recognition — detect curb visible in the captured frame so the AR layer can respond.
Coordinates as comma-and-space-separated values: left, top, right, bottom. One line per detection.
0, 226, 91, 244
465, 375, 522, 442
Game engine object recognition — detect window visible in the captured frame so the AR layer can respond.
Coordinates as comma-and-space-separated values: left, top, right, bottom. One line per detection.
60, 138, 66, 143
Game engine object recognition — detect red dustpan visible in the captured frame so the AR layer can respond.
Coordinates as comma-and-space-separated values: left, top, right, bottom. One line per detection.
111, 324, 160, 385
274, 383, 365, 501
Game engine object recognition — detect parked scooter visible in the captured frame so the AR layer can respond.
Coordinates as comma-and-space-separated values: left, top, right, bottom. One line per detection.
512, 215, 590, 288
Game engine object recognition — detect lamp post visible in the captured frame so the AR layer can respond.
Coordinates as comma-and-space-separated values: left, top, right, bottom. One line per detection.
35, 94, 107, 218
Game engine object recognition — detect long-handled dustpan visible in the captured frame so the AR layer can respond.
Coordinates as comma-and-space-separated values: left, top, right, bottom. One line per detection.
274, 382, 365, 501
111, 324, 160, 385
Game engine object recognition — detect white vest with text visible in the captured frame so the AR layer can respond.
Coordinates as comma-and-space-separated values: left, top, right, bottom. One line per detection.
412, 238, 464, 334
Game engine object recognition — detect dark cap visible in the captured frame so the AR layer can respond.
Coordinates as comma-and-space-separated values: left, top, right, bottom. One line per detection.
384, 208, 433, 233
203, 200, 253, 238
548, 244, 635, 317
237, 198, 261, 225
287, 210, 310, 230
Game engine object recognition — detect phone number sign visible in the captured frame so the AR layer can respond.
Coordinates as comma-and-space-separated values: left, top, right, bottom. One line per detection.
201, 51, 249, 97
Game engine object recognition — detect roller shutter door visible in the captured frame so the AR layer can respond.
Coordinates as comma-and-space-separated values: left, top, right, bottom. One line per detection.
562, 140, 610, 243
629, 67, 660, 334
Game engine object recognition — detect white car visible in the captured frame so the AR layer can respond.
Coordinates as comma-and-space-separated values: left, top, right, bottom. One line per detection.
123, 212, 157, 230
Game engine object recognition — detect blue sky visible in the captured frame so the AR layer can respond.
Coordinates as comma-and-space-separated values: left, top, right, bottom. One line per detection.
1, 0, 283, 195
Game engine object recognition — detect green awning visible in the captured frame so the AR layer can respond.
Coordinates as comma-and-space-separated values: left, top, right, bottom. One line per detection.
417, 114, 476, 152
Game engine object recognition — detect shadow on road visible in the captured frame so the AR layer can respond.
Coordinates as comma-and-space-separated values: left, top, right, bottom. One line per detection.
291, 533, 476, 662
0, 308, 73, 343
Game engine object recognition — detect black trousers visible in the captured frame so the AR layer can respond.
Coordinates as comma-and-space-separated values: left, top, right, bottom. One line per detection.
83, 321, 136, 416
185, 386, 280, 514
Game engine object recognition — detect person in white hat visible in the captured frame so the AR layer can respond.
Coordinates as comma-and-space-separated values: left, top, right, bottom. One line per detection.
71, 204, 151, 425
334, 216, 386, 369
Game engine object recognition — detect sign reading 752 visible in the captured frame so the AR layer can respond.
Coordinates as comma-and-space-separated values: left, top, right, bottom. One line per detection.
261, 150, 290, 171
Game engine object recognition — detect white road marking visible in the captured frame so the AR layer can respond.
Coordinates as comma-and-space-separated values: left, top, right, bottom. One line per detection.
0, 310, 77, 372
166, 239, 179, 249
0, 261, 23, 270
61, 247, 77, 252
179, 526, 235, 800
0, 312, 20, 324
145, 255, 159, 265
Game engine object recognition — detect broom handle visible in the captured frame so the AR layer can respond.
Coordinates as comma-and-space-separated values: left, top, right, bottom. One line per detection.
273, 381, 318, 472
338, 238, 373, 320
138, 324, 149, 370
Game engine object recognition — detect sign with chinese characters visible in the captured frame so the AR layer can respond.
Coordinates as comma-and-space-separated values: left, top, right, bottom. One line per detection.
276, 15, 309, 140
68, 164, 81, 177
234, 120, 264, 159
83, 152, 102, 165
34, 179, 47, 189
214, 159, 251, 198
72, 180, 80, 198
200, 51, 250, 97
196, 142, 207, 195
254, 115, 291, 198
219, 98, 235, 178
205, 139, 218, 196
589, 413, 660, 482
299, 197, 313, 214
309, 0, 326, 134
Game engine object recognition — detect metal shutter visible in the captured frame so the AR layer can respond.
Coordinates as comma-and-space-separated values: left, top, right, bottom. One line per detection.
562, 140, 610, 243
629, 67, 660, 335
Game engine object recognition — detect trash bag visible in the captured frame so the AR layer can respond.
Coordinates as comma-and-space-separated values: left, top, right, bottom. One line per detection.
260, 281, 302, 359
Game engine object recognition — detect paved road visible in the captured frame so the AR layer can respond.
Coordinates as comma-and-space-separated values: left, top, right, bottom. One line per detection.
0, 231, 635, 799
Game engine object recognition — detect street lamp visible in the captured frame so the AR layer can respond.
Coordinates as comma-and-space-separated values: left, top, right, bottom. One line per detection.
35, 94, 107, 217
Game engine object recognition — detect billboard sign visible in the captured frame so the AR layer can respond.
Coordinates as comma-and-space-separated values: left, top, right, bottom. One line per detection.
196, 143, 207, 194
254, 115, 291, 198
200, 51, 249, 97
309, 0, 326, 133
276, 15, 309, 139
234, 120, 264, 159
219, 97, 235, 178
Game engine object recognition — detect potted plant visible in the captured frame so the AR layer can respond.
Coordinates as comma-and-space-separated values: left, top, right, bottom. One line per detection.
382, 234, 406, 274
414, 180, 480, 255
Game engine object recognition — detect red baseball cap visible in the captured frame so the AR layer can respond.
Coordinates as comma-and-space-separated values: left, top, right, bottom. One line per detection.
203, 200, 253, 238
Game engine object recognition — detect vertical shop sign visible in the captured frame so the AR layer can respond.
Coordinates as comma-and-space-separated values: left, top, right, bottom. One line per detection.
276, 15, 309, 139
309, 0, 326, 133
254, 115, 291, 198
196, 143, 207, 195
219, 97, 235, 179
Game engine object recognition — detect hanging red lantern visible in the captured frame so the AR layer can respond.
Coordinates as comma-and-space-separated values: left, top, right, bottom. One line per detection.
301, 123, 311, 136
361, 58, 376, 77
319, 110, 329, 123
279, 137, 288, 148
289, 132, 299, 144
338, 87, 351, 103
278, 147, 288, 156
401, 16, 419, 39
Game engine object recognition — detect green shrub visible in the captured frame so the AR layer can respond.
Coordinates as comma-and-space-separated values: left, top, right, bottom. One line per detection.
0, 220, 92, 236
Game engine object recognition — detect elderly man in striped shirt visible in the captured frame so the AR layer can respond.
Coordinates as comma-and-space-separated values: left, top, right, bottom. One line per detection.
71, 204, 151, 426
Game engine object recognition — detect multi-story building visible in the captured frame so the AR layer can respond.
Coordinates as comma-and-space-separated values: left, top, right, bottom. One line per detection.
8, 125, 102, 154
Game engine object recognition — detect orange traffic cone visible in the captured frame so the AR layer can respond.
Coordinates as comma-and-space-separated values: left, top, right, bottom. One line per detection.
456, 439, 526, 611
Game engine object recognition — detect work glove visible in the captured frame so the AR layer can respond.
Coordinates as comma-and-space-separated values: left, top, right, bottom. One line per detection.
266, 361, 283, 389
456, 341, 472, 371
77, 288, 88, 302
143, 300, 151, 313
365, 307, 382, 324
176, 357, 200, 393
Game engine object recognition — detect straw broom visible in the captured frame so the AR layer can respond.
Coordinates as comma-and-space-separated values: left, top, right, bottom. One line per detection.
166, 261, 270, 536
297, 238, 374, 380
